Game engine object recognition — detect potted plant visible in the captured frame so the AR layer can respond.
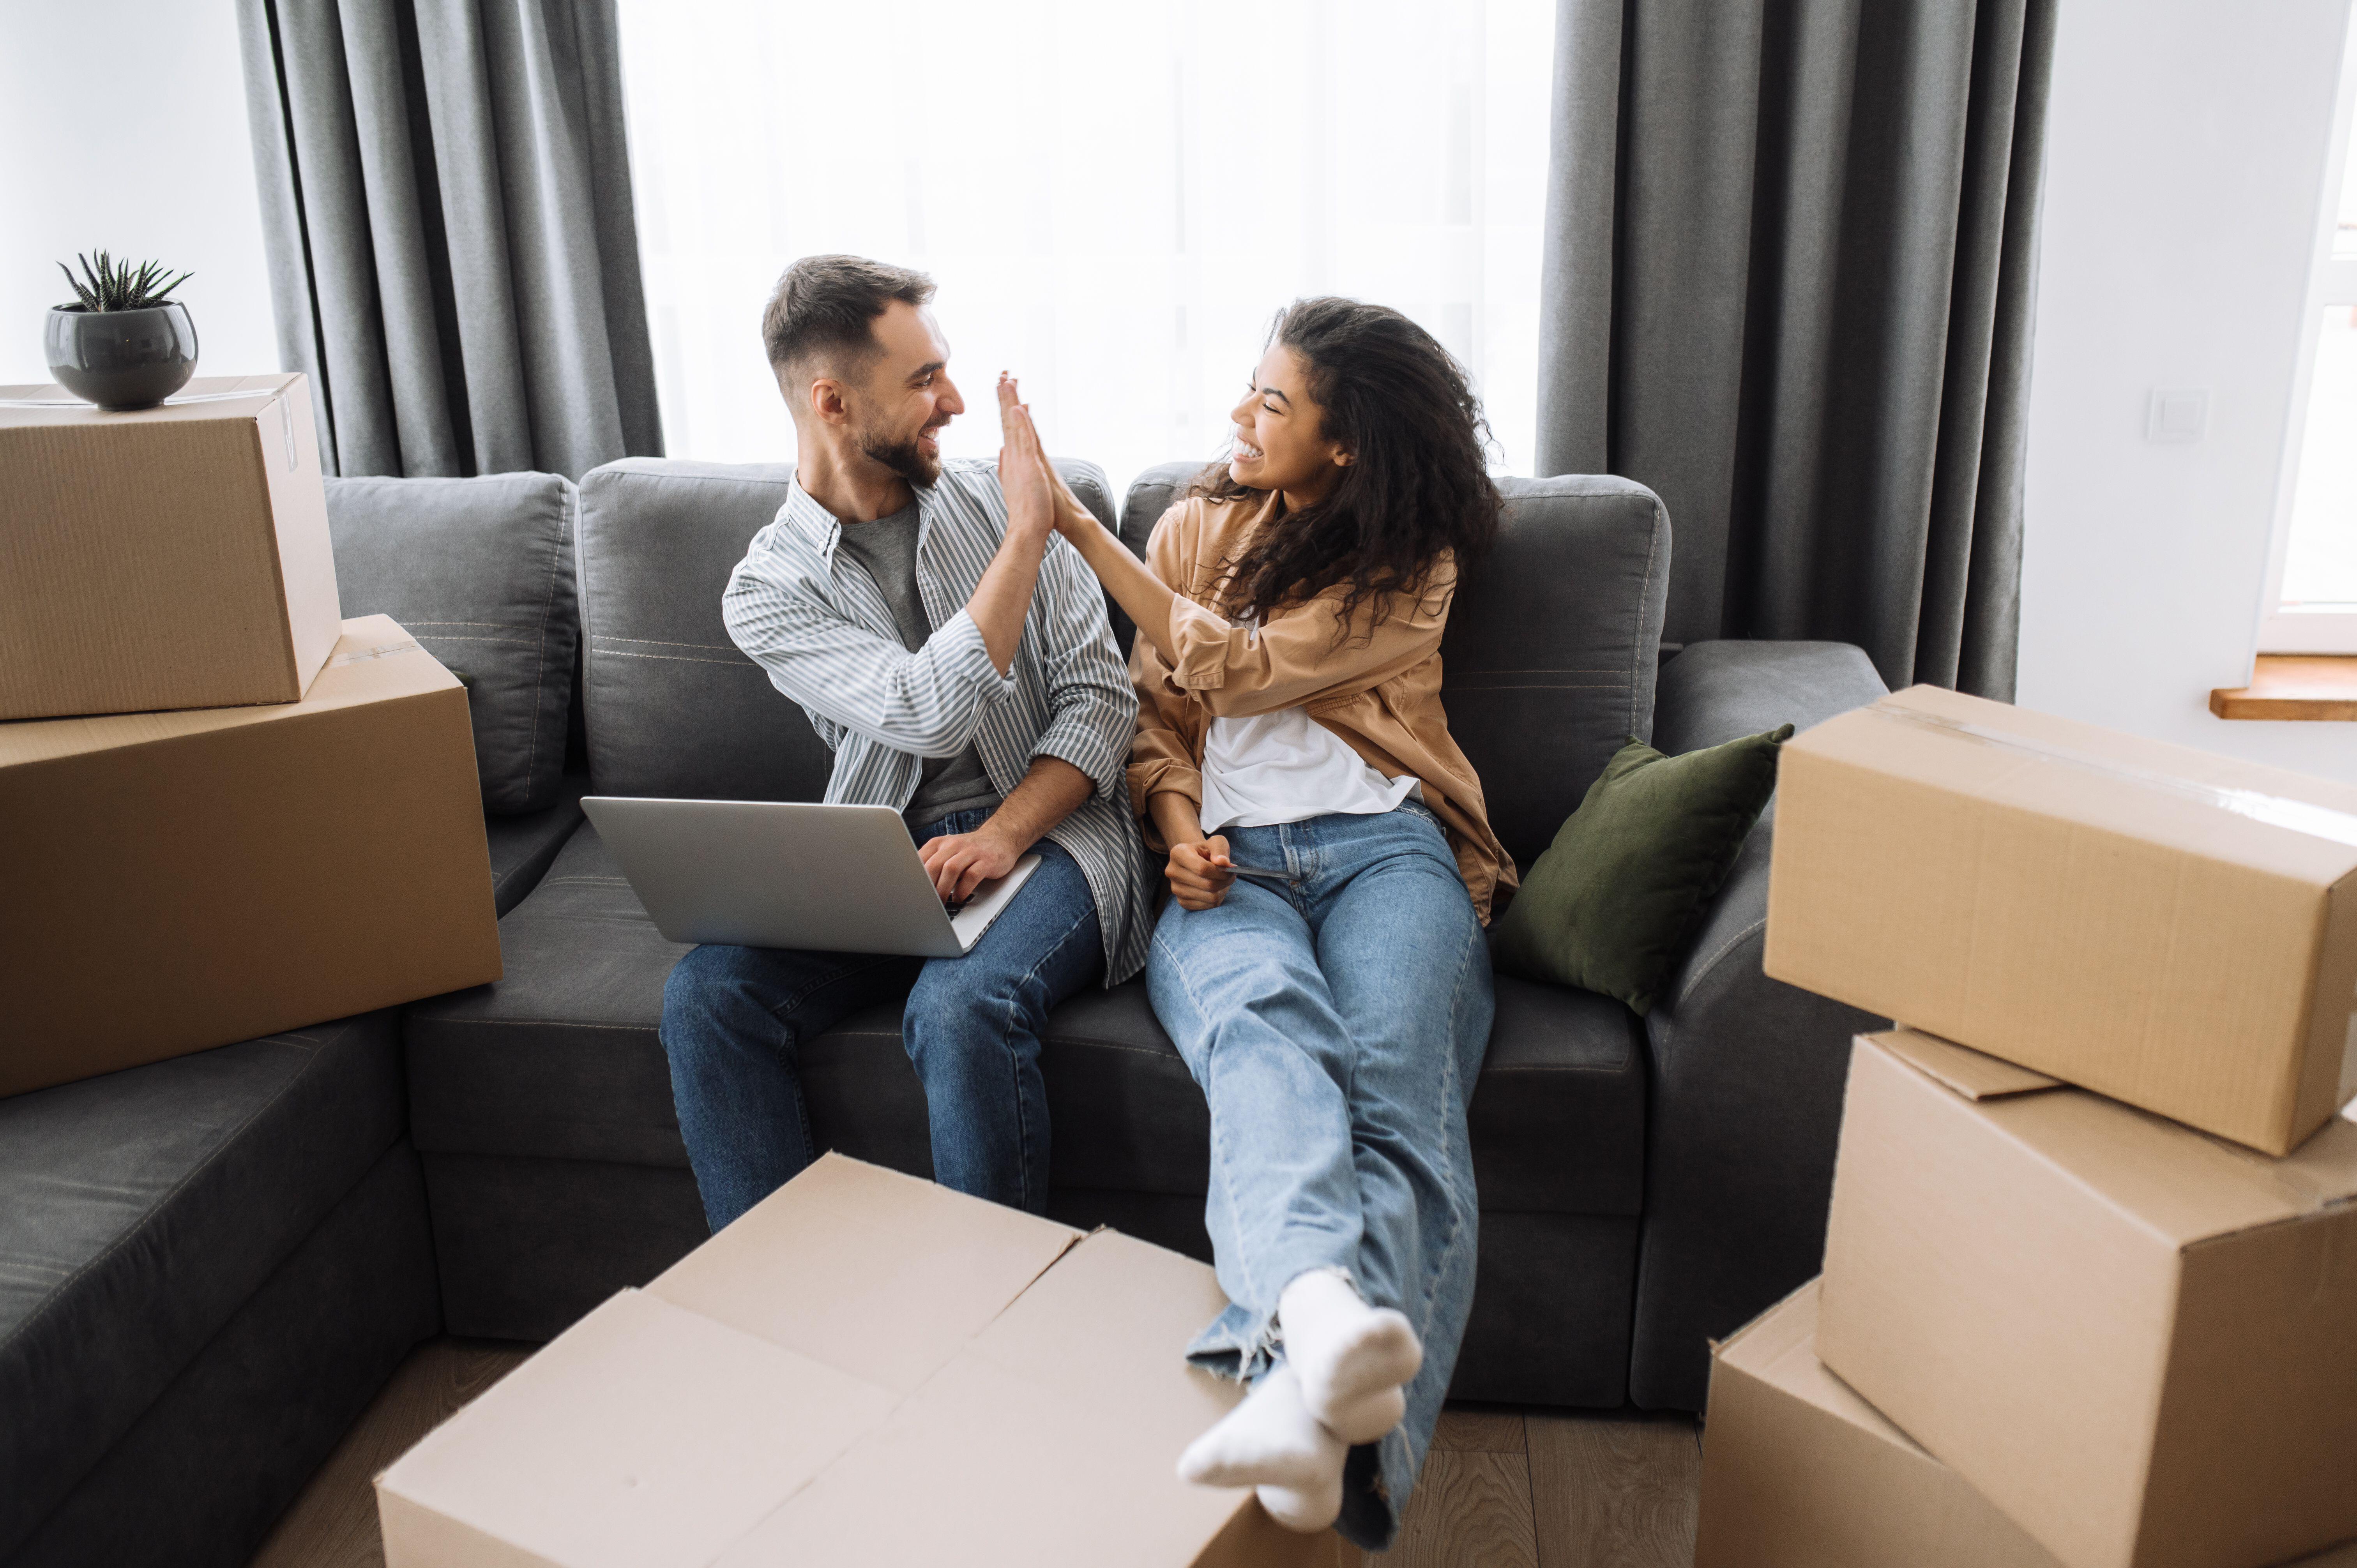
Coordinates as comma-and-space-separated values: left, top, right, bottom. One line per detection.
46, 251, 198, 411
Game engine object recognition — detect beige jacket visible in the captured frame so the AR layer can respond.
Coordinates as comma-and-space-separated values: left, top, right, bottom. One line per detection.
1126, 491, 1516, 922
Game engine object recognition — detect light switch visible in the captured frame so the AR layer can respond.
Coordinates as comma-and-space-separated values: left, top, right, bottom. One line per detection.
2147, 388, 2209, 443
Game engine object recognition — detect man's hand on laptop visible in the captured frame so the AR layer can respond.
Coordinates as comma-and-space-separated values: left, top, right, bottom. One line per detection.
919, 824, 1021, 907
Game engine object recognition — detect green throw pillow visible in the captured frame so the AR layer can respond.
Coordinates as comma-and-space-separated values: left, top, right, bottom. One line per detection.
1492, 724, 1794, 1015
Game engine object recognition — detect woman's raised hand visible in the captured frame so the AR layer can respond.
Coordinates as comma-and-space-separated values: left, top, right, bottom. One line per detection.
996, 373, 1055, 539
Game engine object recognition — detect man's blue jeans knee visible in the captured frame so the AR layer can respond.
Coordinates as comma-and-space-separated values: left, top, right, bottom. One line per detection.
659, 808, 1103, 1229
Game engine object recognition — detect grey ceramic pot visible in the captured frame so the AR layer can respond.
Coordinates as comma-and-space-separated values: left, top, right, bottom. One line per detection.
46, 302, 198, 410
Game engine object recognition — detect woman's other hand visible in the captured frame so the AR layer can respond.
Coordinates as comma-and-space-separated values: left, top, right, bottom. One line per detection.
1166, 834, 1237, 911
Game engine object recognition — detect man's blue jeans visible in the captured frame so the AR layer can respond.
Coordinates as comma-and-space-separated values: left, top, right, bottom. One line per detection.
1146, 799, 1494, 1553
660, 807, 1103, 1229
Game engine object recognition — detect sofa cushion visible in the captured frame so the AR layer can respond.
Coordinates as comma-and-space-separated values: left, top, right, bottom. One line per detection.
485, 770, 590, 916
8, 1145, 438, 1568
0, 1011, 406, 1559
1121, 464, 1672, 870
327, 472, 580, 814
575, 457, 1121, 802
403, 826, 1645, 1217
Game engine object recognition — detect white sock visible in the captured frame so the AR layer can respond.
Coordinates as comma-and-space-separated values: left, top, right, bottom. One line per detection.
1256, 1474, 1344, 1533
1277, 1268, 1421, 1444
1176, 1361, 1346, 1498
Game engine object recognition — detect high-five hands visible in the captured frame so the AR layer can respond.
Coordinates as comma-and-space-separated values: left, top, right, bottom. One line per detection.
997, 374, 1101, 543
995, 374, 1059, 541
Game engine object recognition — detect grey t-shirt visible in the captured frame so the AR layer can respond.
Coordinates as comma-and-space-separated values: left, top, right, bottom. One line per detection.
833, 503, 1003, 828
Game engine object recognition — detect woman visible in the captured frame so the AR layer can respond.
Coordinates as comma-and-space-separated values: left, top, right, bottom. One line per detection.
1001, 296, 1512, 1549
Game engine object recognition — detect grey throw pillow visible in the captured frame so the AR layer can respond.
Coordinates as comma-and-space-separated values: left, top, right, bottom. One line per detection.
327, 472, 579, 814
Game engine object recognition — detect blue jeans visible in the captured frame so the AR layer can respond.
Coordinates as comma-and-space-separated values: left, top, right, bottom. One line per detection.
660, 807, 1103, 1228
1147, 799, 1493, 1552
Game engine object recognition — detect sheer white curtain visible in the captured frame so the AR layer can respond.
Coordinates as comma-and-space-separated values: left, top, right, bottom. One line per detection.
617, 0, 1555, 499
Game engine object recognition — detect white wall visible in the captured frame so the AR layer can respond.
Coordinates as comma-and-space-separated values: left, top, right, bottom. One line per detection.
0, 0, 277, 387
2018, 0, 2357, 779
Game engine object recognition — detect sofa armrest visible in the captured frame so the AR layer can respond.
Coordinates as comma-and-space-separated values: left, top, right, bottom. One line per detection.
1652, 638, 1887, 756
1626, 639, 1889, 1411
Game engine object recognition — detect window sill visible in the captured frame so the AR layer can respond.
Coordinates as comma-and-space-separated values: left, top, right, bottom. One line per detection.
2210, 656, 2357, 720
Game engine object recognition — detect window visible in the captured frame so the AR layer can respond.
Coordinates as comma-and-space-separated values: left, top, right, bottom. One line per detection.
2261, 15, 2357, 652
615, 0, 1556, 500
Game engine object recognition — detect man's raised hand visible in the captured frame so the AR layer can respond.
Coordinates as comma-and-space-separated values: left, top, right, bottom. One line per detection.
996, 373, 1055, 539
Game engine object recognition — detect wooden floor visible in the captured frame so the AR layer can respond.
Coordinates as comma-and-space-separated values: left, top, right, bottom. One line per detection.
249, 1338, 1701, 1566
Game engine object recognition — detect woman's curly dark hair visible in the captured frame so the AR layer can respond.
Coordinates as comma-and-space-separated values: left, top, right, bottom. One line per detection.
1191, 297, 1502, 637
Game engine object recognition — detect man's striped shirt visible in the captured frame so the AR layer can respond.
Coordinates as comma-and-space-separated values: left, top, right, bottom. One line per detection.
721, 458, 1151, 985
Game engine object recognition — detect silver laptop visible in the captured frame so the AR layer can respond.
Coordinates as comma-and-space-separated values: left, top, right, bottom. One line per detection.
581, 797, 1041, 958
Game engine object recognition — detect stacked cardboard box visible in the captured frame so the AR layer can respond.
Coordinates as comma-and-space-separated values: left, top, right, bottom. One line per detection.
0, 375, 500, 1095
1696, 685, 2357, 1568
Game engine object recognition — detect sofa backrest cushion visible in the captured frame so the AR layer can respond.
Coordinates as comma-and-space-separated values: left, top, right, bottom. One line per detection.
326, 471, 579, 815
1120, 464, 1671, 870
577, 457, 1119, 801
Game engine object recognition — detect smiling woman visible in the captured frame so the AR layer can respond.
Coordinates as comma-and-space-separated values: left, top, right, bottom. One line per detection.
613, 0, 1555, 495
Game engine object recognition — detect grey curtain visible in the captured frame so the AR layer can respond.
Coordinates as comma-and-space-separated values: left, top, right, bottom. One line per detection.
1538, 0, 2053, 697
235, 0, 661, 479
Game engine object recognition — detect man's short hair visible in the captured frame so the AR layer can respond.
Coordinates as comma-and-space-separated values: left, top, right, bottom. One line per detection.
761, 254, 936, 380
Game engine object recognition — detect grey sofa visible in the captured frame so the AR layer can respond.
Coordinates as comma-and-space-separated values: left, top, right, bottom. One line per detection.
0, 454, 1885, 1568
405, 456, 1889, 1413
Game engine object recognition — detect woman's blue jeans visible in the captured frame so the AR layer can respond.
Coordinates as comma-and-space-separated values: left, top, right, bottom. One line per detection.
659, 808, 1102, 1229
1147, 799, 1494, 1552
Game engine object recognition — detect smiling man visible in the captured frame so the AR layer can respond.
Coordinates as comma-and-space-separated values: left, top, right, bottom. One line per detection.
658, 254, 1150, 1228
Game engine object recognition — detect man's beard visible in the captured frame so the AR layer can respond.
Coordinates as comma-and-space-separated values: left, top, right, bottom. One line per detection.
860, 423, 941, 487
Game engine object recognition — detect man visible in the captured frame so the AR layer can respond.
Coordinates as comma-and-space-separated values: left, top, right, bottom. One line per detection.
661, 254, 1151, 1228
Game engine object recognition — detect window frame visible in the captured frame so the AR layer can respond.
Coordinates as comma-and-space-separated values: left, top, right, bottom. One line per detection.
2257, 10, 2357, 654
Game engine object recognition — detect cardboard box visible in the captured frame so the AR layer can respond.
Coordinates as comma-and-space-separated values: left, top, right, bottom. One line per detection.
378, 1154, 1345, 1568
0, 616, 500, 1096
1765, 683, 2357, 1153
1696, 1280, 2357, 1568
0, 371, 341, 720
1816, 1030, 2357, 1568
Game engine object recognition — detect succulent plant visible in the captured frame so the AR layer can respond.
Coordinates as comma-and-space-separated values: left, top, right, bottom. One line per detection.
55, 251, 194, 314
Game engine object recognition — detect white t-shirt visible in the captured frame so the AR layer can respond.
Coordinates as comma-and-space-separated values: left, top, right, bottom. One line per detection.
1198, 706, 1421, 832
1195, 610, 1421, 832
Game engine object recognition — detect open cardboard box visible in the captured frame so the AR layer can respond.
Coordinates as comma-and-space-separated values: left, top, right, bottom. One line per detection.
0, 373, 341, 720
1696, 1280, 2357, 1568
1765, 685, 2357, 1153
377, 1155, 1345, 1567
1816, 1030, 2357, 1568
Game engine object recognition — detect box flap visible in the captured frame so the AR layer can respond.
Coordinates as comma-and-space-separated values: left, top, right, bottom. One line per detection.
965, 1229, 1244, 1459
377, 1289, 895, 1568
0, 615, 452, 768
719, 1229, 1322, 1568
647, 1153, 1083, 1395
1874, 1033, 2357, 1247
1872, 1028, 2061, 1100
713, 1350, 1272, 1568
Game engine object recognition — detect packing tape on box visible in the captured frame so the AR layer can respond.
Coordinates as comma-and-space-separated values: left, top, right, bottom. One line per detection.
1871, 703, 2357, 850
332, 639, 422, 667
0, 388, 303, 470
